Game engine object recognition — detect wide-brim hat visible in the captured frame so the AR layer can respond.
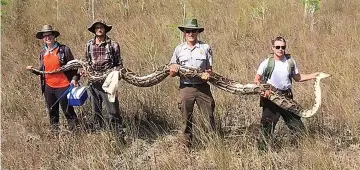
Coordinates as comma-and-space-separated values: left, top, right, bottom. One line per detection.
35, 25, 60, 39
87, 19, 112, 34
178, 19, 204, 33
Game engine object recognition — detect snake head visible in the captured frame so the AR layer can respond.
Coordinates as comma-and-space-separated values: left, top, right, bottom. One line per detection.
317, 72, 331, 80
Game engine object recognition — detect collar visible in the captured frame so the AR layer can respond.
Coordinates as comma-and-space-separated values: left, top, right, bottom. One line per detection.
184, 41, 201, 50
92, 35, 111, 45
44, 42, 60, 53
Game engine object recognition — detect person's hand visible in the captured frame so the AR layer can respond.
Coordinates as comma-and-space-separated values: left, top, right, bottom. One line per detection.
71, 80, 79, 87
26, 66, 33, 70
80, 70, 87, 77
261, 89, 271, 98
201, 72, 210, 80
169, 64, 180, 77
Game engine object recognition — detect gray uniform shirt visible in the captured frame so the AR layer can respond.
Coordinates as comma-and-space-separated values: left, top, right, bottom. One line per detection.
169, 41, 213, 84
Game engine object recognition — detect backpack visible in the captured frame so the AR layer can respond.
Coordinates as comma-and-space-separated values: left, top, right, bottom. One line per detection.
261, 54, 295, 84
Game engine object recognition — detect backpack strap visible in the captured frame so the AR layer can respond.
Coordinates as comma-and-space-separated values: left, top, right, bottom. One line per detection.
261, 54, 275, 83
285, 54, 295, 83
106, 40, 115, 66
39, 48, 46, 69
262, 54, 295, 84
39, 49, 46, 94
58, 45, 66, 66
86, 40, 93, 65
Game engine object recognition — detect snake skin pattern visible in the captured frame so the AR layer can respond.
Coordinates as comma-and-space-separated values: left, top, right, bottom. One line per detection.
30, 60, 330, 118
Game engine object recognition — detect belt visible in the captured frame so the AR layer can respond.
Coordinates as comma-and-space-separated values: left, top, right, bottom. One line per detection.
180, 83, 208, 88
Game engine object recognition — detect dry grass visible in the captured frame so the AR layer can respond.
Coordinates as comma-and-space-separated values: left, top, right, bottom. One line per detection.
1, 0, 360, 169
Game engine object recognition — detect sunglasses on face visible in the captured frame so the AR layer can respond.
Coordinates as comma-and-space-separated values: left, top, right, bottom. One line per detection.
42, 34, 53, 38
274, 46, 286, 50
185, 29, 198, 33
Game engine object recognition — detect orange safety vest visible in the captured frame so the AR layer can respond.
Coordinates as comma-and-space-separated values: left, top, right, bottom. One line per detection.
43, 48, 70, 88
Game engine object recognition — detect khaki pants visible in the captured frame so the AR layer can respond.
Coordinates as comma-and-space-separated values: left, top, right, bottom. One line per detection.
178, 83, 215, 146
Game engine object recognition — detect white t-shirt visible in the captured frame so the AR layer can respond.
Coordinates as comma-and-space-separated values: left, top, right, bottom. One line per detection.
256, 57, 299, 90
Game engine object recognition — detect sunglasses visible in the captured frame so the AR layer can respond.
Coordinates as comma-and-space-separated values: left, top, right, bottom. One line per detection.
274, 46, 286, 50
184, 29, 198, 33
42, 34, 54, 38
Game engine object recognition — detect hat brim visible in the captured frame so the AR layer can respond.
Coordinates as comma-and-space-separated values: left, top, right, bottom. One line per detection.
88, 22, 112, 34
178, 26, 204, 33
36, 31, 60, 39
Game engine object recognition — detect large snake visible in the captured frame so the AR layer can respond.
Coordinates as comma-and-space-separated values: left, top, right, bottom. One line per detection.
30, 59, 331, 118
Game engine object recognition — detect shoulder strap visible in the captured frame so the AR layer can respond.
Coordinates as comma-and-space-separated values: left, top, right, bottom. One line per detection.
105, 40, 115, 65
39, 48, 46, 71
285, 54, 295, 83
261, 54, 275, 83
86, 40, 93, 65
58, 45, 66, 66
285, 54, 295, 75
40, 48, 46, 62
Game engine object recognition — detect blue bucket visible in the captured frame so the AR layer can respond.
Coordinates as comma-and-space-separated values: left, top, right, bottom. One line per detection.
67, 86, 88, 106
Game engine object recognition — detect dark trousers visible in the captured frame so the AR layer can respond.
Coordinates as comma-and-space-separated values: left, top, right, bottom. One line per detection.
44, 84, 79, 131
178, 83, 216, 146
259, 91, 306, 150
89, 82, 123, 131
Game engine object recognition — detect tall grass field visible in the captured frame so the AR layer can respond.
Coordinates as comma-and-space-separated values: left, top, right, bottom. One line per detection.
1, 0, 360, 169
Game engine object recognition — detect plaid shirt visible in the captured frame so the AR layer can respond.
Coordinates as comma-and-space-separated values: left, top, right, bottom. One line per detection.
86, 36, 123, 72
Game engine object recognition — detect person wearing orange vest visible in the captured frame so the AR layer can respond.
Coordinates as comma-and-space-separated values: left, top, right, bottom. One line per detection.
26, 25, 79, 132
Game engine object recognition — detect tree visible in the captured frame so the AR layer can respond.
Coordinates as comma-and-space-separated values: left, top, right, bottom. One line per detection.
302, 0, 321, 31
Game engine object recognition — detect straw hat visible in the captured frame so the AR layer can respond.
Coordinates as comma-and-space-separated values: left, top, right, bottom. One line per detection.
87, 19, 112, 34
178, 19, 204, 33
35, 25, 60, 39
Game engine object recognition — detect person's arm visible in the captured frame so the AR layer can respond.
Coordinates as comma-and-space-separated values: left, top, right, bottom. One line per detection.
255, 59, 271, 97
292, 72, 319, 82
80, 42, 92, 77
112, 42, 123, 70
254, 74, 262, 85
27, 52, 44, 75
169, 46, 180, 77
64, 46, 80, 86
27, 66, 42, 75
85, 43, 90, 65
291, 59, 318, 82
205, 46, 213, 75
254, 59, 268, 85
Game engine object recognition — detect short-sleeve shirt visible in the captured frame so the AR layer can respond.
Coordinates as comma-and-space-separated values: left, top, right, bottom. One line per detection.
169, 41, 213, 84
256, 57, 299, 90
